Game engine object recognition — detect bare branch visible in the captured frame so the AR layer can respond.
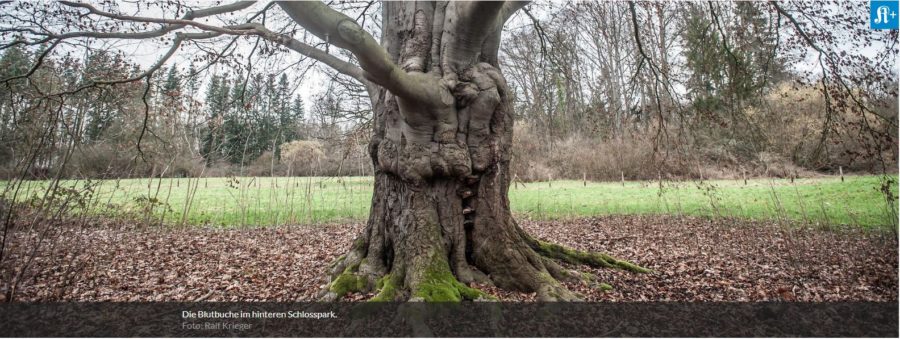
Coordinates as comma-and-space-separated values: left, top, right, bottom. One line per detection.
440, 1, 506, 72
58, 1, 254, 36
770, 1, 896, 127
2, 2, 260, 94
135, 76, 153, 163
480, 1, 531, 66
185, 2, 276, 77
49, 32, 193, 97
277, 1, 418, 98
0, 39, 59, 84
231, 23, 366, 83
502, 1, 530, 22
628, 1, 670, 153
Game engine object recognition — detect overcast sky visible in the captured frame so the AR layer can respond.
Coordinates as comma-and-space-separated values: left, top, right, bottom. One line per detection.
16, 1, 898, 116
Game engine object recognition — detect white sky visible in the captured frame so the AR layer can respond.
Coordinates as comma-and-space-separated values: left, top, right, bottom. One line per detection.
13, 1, 899, 113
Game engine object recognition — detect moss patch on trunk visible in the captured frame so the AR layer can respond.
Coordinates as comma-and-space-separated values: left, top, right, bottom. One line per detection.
412, 253, 494, 302
329, 262, 367, 296
370, 274, 400, 302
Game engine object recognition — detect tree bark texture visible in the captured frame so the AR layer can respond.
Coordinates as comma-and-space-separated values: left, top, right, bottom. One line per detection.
307, 1, 646, 302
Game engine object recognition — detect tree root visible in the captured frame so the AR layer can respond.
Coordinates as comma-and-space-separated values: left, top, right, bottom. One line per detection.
405, 253, 496, 302
323, 236, 647, 302
323, 251, 497, 302
322, 211, 648, 302
534, 274, 582, 301
528, 239, 652, 274
520, 235, 647, 300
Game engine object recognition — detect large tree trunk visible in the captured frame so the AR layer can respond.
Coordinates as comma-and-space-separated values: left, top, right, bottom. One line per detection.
319, 1, 646, 302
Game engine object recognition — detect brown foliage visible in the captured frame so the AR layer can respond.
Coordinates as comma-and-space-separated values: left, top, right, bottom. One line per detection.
2, 216, 895, 302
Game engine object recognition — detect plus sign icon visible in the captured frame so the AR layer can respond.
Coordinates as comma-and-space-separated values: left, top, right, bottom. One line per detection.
871, 1, 900, 29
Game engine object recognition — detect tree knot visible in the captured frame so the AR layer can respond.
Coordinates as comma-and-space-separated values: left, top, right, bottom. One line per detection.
336, 18, 364, 45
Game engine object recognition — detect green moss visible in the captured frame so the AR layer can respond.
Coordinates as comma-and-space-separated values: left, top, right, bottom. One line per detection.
329, 272, 366, 296
348, 259, 362, 271
329, 254, 347, 270
412, 253, 494, 302
458, 284, 493, 300
536, 240, 651, 273
415, 281, 461, 301
598, 282, 613, 292
353, 237, 366, 249
600, 254, 651, 273
375, 274, 387, 290
370, 274, 399, 302
329, 263, 366, 297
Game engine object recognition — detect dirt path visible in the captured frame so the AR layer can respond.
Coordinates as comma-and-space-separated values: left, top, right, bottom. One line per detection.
2, 216, 896, 302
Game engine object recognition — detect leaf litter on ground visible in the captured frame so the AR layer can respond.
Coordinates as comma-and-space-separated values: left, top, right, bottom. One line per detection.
1, 215, 896, 302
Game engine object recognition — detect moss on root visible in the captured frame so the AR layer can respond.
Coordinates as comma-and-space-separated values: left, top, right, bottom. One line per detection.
353, 237, 366, 250
328, 254, 347, 271
329, 272, 366, 296
412, 253, 495, 302
328, 262, 367, 297
598, 282, 613, 292
535, 241, 651, 273
370, 274, 400, 302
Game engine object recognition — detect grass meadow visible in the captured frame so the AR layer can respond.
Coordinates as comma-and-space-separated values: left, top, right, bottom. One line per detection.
2, 175, 897, 229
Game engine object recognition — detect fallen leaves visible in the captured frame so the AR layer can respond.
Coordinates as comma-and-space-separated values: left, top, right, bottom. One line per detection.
521, 215, 898, 302
1, 215, 896, 302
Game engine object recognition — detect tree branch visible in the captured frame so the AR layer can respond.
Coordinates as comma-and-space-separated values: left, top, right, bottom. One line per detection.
2, 2, 258, 93
230, 23, 366, 83
480, 1, 531, 66
0, 39, 59, 84
441, 0, 506, 72
628, 1, 670, 154
770, 1, 896, 128
276, 1, 417, 99
58, 1, 254, 36
47, 32, 193, 97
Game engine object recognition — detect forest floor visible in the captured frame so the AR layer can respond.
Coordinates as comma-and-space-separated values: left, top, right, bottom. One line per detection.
2, 215, 896, 302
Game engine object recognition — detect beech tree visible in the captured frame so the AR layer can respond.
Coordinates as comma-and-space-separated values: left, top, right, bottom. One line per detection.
282, 1, 653, 302
275, 0, 649, 301
0, 0, 654, 301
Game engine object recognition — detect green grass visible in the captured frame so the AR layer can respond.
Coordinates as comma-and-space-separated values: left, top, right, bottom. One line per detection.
2, 175, 897, 229
511, 175, 898, 229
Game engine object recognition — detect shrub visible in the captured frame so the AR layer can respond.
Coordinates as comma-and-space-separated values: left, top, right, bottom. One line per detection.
281, 140, 325, 176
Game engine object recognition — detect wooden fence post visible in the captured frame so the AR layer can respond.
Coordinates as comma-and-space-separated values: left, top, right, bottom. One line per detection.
839, 166, 844, 182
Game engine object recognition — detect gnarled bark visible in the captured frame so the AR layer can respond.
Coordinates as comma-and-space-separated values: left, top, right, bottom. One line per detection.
293, 1, 648, 302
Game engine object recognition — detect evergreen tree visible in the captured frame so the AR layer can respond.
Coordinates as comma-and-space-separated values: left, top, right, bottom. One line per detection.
163, 65, 181, 94
289, 95, 306, 139
201, 74, 231, 165
0, 44, 32, 164
223, 73, 249, 164
273, 74, 294, 158
82, 51, 133, 142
